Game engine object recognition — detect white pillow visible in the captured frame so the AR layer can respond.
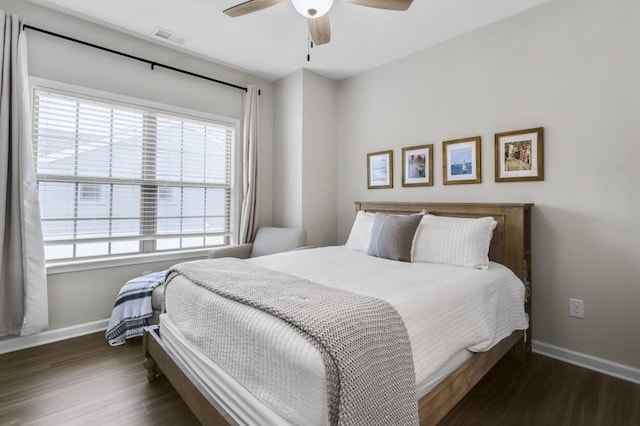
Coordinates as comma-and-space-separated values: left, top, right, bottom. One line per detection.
345, 211, 375, 252
412, 214, 497, 269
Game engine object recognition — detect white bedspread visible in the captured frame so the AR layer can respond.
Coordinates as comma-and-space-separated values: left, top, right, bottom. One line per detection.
163, 246, 528, 426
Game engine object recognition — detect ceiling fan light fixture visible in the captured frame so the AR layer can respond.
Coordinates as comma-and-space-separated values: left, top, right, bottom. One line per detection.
291, 0, 334, 18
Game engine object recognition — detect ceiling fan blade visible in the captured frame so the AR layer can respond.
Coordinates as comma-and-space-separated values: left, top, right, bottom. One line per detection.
308, 15, 331, 46
342, 0, 413, 11
223, 0, 285, 17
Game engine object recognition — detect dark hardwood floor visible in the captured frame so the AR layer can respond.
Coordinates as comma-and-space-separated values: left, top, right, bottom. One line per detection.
439, 351, 640, 426
0, 333, 197, 425
1, 332, 638, 425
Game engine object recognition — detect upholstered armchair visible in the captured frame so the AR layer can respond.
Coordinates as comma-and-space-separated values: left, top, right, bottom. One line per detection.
208, 226, 307, 259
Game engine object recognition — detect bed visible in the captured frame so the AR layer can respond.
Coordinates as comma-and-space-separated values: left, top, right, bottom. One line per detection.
143, 201, 533, 425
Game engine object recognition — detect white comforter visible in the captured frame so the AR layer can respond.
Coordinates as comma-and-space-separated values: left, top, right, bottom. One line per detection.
163, 246, 528, 426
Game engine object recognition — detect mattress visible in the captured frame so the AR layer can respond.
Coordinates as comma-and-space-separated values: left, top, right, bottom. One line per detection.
160, 314, 473, 426
163, 246, 528, 425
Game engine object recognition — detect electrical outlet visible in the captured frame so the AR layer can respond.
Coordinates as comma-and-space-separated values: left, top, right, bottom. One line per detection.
569, 298, 584, 319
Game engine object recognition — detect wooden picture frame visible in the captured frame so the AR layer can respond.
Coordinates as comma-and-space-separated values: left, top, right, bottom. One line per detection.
367, 150, 393, 189
402, 144, 433, 187
442, 136, 482, 185
494, 127, 544, 182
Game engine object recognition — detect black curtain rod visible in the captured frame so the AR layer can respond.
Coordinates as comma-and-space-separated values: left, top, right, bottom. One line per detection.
23, 24, 249, 93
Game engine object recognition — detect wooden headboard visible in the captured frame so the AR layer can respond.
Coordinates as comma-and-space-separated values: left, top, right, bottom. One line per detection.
354, 201, 533, 320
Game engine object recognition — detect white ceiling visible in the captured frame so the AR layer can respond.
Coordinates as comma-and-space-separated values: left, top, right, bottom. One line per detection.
29, 0, 549, 81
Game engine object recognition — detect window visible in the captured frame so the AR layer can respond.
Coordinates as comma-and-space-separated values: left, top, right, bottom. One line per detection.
158, 187, 175, 202
79, 183, 103, 202
32, 84, 236, 262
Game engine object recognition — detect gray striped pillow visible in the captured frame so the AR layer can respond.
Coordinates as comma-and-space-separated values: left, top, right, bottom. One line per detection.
367, 213, 422, 262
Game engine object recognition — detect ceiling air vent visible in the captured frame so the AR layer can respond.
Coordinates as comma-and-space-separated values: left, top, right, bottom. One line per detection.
152, 27, 186, 45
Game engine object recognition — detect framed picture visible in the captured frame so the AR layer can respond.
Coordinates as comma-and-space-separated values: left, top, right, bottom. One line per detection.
402, 144, 433, 187
367, 150, 393, 189
442, 136, 482, 185
494, 127, 544, 182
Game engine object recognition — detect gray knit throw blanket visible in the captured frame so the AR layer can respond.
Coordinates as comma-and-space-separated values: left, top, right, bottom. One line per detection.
166, 258, 418, 426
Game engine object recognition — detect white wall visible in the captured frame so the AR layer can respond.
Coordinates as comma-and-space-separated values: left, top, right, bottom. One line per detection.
336, 0, 639, 368
0, 0, 275, 330
273, 69, 338, 246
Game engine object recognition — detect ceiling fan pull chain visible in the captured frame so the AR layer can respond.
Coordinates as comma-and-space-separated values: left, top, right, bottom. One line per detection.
307, 31, 311, 62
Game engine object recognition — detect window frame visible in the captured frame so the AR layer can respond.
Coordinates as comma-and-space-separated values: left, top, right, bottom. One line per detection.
30, 78, 241, 274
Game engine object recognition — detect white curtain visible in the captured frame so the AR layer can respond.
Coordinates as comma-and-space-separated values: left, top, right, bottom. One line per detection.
0, 12, 48, 336
238, 85, 259, 244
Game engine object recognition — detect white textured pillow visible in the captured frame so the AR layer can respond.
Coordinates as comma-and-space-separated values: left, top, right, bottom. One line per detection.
412, 214, 497, 269
345, 211, 375, 252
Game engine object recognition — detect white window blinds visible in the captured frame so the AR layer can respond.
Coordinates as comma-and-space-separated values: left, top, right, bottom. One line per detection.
32, 86, 235, 261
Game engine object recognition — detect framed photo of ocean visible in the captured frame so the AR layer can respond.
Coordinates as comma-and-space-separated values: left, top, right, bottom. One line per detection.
442, 136, 482, 185
402, 144, 433, 187
494, 127, 544, 182
367, 150, 393, 189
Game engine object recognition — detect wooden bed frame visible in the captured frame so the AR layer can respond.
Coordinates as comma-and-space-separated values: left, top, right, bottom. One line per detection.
143, 201, 533, 426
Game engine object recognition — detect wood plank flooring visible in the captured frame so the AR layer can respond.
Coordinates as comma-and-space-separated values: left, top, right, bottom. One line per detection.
1, 332, 638, 425
0, 333, 197, 425
439, 351, 640, 426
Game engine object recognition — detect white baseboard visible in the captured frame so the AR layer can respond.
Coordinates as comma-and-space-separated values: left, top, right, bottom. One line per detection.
532, 340, 640, 384
0, 319, 109, 355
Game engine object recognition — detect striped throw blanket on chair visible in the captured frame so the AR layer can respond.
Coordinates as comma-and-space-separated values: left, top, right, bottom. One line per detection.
106, 270, 166, 346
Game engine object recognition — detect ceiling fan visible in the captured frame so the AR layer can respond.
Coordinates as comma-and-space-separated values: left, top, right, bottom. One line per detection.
223, 0, 413, 46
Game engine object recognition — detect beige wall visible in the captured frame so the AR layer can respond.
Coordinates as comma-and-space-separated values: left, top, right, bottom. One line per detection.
0, 0, 275, 329
336, 0, 639, 368
274, 70, 304, 229
301, 70, 338, 247
274, 69, 338, 247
